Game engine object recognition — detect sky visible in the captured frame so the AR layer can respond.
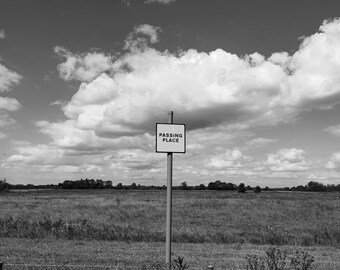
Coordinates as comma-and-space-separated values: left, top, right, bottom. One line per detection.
1, 0, 340, 187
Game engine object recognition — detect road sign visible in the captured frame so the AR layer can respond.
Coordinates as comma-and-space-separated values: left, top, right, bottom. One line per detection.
156, 123, 186, 153
155, 112, 186, 268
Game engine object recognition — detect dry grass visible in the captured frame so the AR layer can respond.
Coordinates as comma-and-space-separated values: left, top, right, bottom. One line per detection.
1, 190, 339, 247
1, 238, 339, 270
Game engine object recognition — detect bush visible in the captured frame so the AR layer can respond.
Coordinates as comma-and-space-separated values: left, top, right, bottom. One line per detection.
0, 178, 10, 192
245, 246, 314, 270
254, 185, 262, 193
238, 183, 246, 193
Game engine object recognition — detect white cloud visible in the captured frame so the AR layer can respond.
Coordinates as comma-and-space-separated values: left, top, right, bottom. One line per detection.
3, 143, 106, 175
109, 149, 163, 171
124, 24, 162, 51
0, 29, 5, 39
0, 112, 16, 127
50, 100, 64, 106
246, 137, 277, 148
36, 120, 115, 149
54, 165, 81, 174
0, 56, 22, 138
0, 97, 21, 137
35, 119, 155, 151
268, 52, 291, 68
324, 124, 340, 137
326, 152, 340, 169
208, 149, 246, 169
287, 18, 340, 110
186, 143, 205, 151
0, 97, 21, 111
135, 24, 161, 44
63, 48, 289, 139
0, 63, 22, 92
33, 18, 340, 171
47, 19, 340, 147
145, 0, 176, 4
5, 144, 65, 165
54, 46, 114, 82
8, 19, 340, 183
266, 148, 308, 171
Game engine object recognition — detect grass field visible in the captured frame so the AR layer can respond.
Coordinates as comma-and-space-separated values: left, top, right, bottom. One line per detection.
1, 189, 340, 269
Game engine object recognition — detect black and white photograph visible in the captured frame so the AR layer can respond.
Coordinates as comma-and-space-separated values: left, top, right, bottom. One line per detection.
0, 0, 339, 269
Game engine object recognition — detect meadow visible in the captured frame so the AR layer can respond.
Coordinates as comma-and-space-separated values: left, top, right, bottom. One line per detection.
0, 189, 340, 269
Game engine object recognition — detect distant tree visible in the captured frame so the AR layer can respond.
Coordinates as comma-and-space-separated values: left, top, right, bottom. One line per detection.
207, 181, 217, 190
254, 185, 261, 193
295, 185, 307, 191
197, 184, 206, 190
238, 183, 246, 193
226, 182, 237, 190
307, 181, 326, 192
62, 180, 73, 189
116, 183, 123, 189
0, 178, 10, 192
104, 181, 113, 189
130, 182, 137, 189
207, 180, 237, 190
181, 181, 188, 190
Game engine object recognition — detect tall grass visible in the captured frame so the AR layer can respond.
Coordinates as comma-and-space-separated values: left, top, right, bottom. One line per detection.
1, 190, 339, 246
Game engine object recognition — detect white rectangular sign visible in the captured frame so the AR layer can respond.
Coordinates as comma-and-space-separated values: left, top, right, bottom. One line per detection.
156, 123, 186, 153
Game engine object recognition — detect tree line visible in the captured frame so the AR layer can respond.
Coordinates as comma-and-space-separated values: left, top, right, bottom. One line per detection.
289, 181, 340, 192
1, 178, 340, 192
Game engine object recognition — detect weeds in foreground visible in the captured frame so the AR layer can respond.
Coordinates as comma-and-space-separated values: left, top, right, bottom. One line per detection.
173, 256, 188, 270
4, 256, 189, 270
4, 249, 315, 270
245, 246, 314, 270
141, 256, 188, 270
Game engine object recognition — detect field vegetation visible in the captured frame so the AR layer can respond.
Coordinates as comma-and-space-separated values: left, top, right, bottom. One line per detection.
1, 189, 339, 269
1, 189, 339, 246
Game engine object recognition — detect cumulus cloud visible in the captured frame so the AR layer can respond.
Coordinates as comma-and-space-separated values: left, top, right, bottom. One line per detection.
61, 48, 290, 139
36, 119, 155, 151
287, 18, 340, 110
5, 144, 65, 165
110, 149, 163, 170
326, 152, 340, 169
0, 97, 21, 111
7, 18, 338, 183
54, 46, 114, 82
0, 61, 22, 137
145, 0, 176, 4
0, 63, 22, 92
208, 149, 247, 169
266, 148, 308, 171
324, 124, 340, 137
0, 29, 5, 39
0, 112, 16, 130
2, 142, 108, 175
124, 24, 162, 51
41, 18, 340, 157
121, 0, 176, 5
246, 137, 277, 148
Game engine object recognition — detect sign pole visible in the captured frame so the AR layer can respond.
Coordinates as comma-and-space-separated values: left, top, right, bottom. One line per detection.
166, 111, 173, 268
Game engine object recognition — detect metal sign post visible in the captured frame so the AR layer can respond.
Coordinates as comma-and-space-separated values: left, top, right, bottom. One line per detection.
155, 111, 186, 268
166, 111, 173, 268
